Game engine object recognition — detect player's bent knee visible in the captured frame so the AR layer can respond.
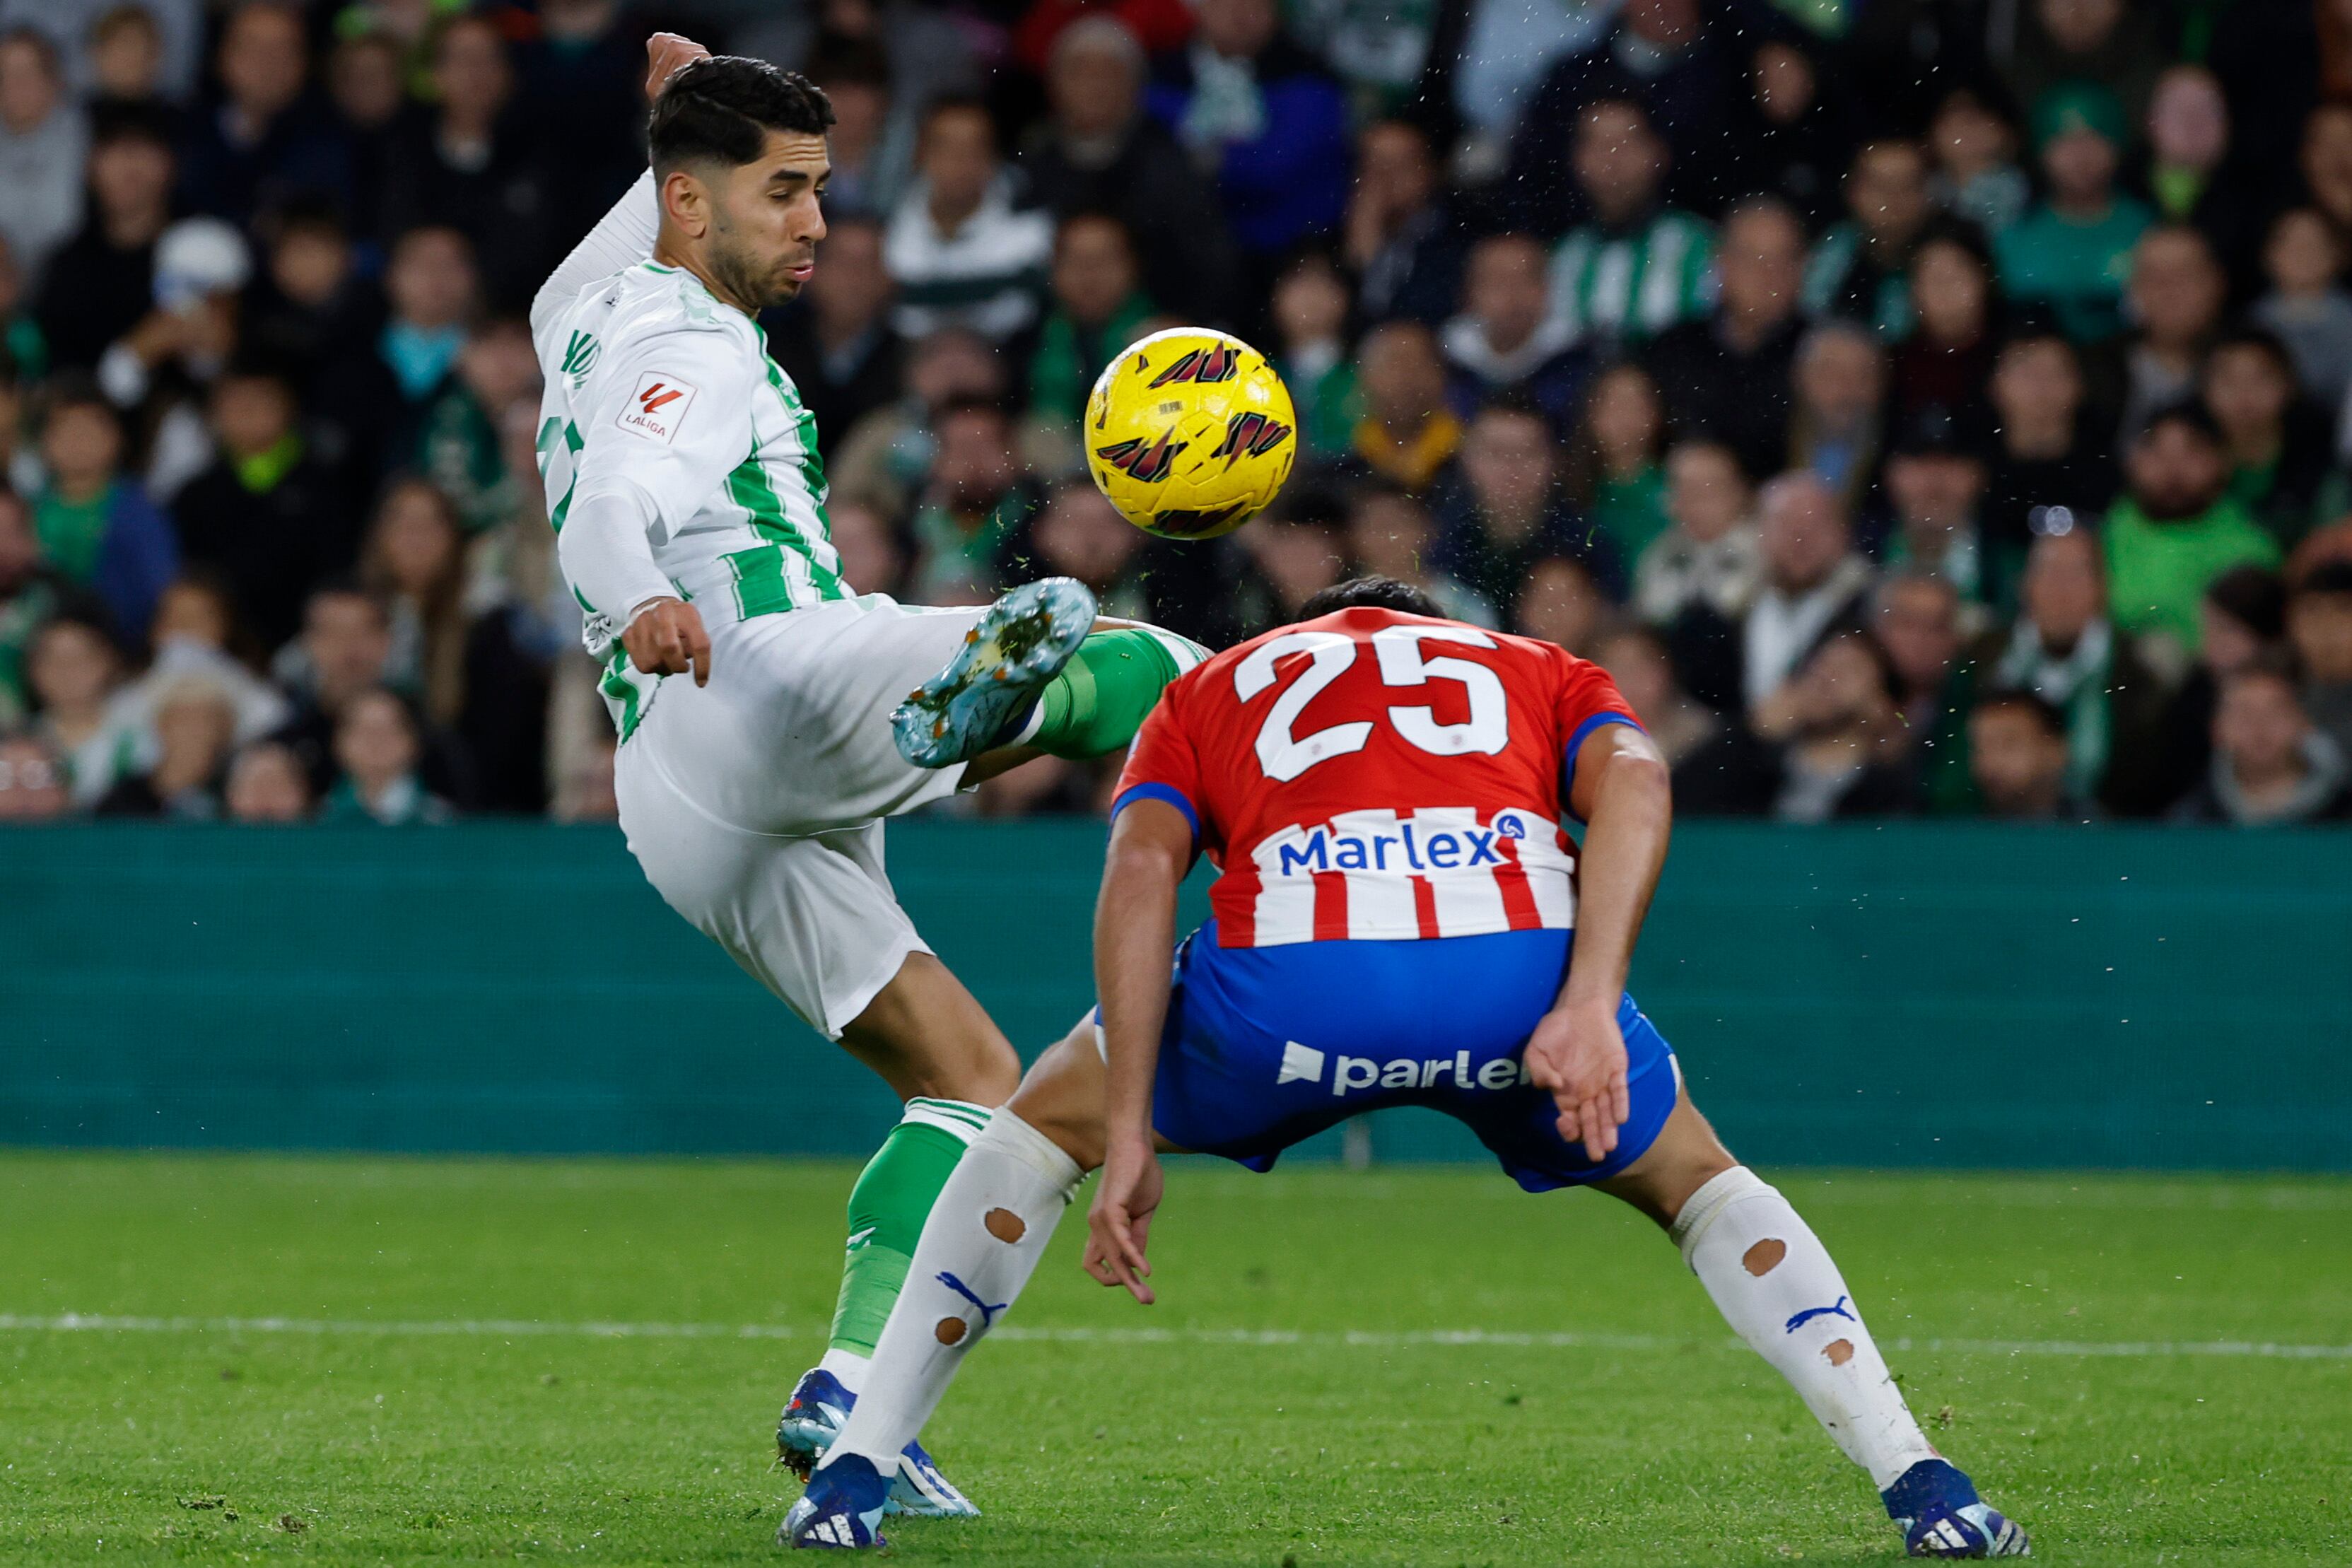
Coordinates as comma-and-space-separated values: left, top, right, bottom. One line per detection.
1002, 1021, 1112, 1173
838, 952, 1023, 1103
1598, 1091, 1739, 1230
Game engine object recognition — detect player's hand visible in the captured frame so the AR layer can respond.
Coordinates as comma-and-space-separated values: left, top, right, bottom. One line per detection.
1084, 1133, 1164, 1306
622, 597, 712, 686
644, 32, 710, 101
1524, 994, 1632, 1159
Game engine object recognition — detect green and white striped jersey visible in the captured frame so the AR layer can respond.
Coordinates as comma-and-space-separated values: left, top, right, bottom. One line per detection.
533, 261, 849, 737
1547, 209, 1715, 346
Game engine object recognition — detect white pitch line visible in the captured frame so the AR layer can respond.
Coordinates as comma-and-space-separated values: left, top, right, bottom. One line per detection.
1, 1313, 2347, 1362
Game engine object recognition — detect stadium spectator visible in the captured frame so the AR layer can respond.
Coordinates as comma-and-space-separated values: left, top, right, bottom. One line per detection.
826, 499, 906, 600
1632, 438, 1758, 628
2251, 208, 2352, 409
802, 43, 911, 221
886, 98, 1053, 344
2143, 562, 2288, 812
1024, 213, 1154, 428
1994, 83, 2149, 344
32, 103, 170, 373
908, 396, 1037, 599
2287, 562, 2352, 764
1430, 398, 1601, 619
0, 485, 62, 727
0, 728, 67, 819
766, 215, 905, 454
506, 0, 645, 245
1926, 86, 2030, 238
377, 14, 555, 313
1981, 324, 2114, 565
1440, 233, 1584, 431
171, 364, 351, 654
1511, 553, 1608, 655
1563, 361, 1667, 569
175, 1, 353, 230
1871, 568, 1974, 812
322, 686, 452, 825
1718, 33, 1853, 231
1017, 16, 1235, 324
324, 29, 402, 238
1547, 98, 1712, 349
2199, 329, 2331, 546
1736, 471, 1874, 715
2103, 403, 2280, 661
357, 476, 546, 814
1966, 689, 2083, 820
84, 5, 175, 113
1983, 523, 2169, 814
1786, 321, 1885, 511
1232, 496, 1345, 636
2133, 64, 2263, 288
2112, 224, 2227, 448
93, 667, 235, 818
828, 324, 1005, 519
23, 611, 133, 807
29, 382, 175, 638
237, 202, 368, 397
0, 26, 87, 282
122, 572, 287, 742
406, 316, 538, 534
269, 582, 462, 804
1344, 480, 1493, 627
1268, 249, 1357, 458
1349, 320, 1458, 493
1890, 228, 1999, 435
1030, 477, 1152, 620
315, 224, 479, 486
1593, 620, 1734, 773
2172, 658, 2352, 824
1145, 0, 1350, 262
2001, 0, 2166, 136
1748, 630, 1919, 820
1344, 117, 1463, 327
1803, 139, 1936, 337
1641, 197, 1807, 481
222, 736, 310, 822
1878, 408, 1995, 604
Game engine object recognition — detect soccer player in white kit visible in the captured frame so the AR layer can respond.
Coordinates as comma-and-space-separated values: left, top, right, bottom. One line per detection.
529, 36, 1200, 1515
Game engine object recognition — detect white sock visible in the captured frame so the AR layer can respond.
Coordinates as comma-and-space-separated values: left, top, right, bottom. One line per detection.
1673, 1166, 1940, 1491
820, 1110, 1082, 1472
817, 1347, 871, 1392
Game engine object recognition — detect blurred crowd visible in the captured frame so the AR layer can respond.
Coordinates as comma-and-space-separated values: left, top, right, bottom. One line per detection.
4, 0, 2352, 827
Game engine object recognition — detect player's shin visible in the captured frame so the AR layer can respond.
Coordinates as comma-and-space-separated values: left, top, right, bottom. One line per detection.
819, 1111, 1083, 1473
824, 1099, 995, 1380
1671, 1166, 1940, 1490
1015, 627, 1206, 759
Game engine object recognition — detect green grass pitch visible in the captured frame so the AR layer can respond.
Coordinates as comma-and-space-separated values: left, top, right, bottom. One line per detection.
2, 1152, 2347, 1566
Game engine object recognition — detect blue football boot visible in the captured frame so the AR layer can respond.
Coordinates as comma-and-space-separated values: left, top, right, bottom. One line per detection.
890, 577, 1097, 768
780, 1452, 891, 1550
1885, 1458, 2030, 1557
776, 1368, 977, 1519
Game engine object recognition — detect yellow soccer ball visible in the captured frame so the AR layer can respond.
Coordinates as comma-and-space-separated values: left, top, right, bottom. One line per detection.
1082, 327, 1298, 539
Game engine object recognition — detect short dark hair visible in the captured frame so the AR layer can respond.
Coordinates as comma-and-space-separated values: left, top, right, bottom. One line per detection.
1299, 575, 1444, 620
2136, 399, 2223, 449
1972, 686, 2067, 738
2298, 561, 2352, 600
649, 56, 834, 177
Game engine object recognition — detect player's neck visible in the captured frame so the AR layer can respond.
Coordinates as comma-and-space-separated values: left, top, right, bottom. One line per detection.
652, 229, 757, 317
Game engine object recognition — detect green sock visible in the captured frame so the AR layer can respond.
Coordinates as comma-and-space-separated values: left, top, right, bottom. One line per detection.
828, 1098, 992, 1357
1026, 626, 1204, 759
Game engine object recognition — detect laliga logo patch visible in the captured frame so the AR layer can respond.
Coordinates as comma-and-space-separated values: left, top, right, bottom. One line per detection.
617, 371, 698, 443
1094, 428, 1187, 483
1147, 344, 1241, 387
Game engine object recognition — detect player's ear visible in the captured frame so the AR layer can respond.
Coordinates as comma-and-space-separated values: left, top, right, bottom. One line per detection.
658, 168, 711, 238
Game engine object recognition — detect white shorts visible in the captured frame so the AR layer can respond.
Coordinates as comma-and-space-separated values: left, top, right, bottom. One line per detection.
613, 595, 990, 1038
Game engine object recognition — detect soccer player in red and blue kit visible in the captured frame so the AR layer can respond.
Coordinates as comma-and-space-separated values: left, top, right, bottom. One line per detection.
786, 577, 2028, 1558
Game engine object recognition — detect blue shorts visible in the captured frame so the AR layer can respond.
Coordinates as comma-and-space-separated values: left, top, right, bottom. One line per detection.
1121, 923, 1680, 1193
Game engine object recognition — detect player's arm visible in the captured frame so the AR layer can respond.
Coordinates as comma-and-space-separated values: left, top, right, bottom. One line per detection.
1083, 797, 1193, 1306
527, 34, 707, 344
1525, 722, 1673, 1157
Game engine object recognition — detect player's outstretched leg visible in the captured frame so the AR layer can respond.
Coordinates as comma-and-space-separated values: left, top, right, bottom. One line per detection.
783, 1023, 1108, 1550
891, 577, 1205, 768
1601, 1097, 2030, 1559
776, 954, 1024, 1520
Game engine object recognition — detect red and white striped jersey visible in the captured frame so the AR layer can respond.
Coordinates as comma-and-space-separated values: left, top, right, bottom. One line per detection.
1111, 607, 1640, 948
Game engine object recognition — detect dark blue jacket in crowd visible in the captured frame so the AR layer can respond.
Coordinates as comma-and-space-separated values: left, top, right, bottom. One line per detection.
1147, 40, 1351, 256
